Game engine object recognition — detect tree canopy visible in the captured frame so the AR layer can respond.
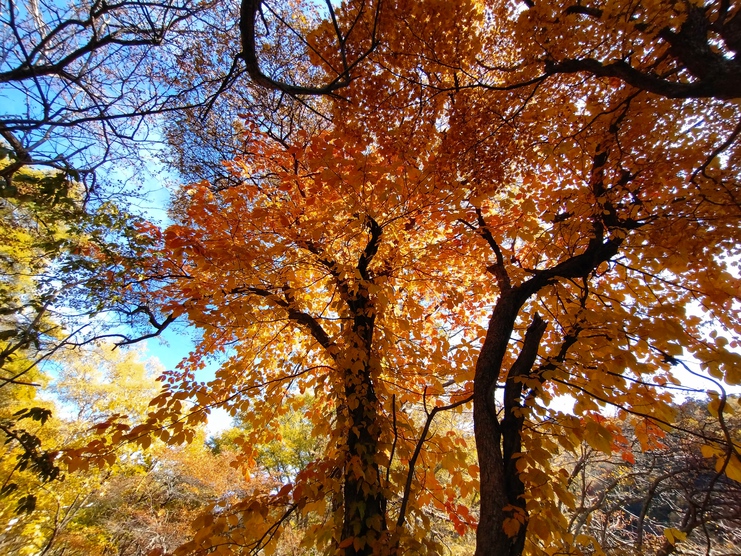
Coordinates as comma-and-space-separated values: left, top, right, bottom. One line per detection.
2, 0, 741, 555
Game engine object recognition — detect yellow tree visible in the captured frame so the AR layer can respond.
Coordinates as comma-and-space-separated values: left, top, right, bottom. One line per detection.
0, 344, 155, 554
0, 149, 175, 510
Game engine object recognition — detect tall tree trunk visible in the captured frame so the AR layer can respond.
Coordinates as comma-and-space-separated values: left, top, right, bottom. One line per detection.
473, 297, 523, 556
340, 288, 386, 555
474, 390, 512, 556
473, 297, 546, 556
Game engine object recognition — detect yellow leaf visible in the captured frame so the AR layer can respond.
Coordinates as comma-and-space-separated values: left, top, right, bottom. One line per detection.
584, 419, 613, 454
664, 528, 687, 545
503, 517, 521, 538
725, 454, 741, 483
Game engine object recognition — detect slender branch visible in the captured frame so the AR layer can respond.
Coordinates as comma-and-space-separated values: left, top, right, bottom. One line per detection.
238, 286, 336, 355
475, 208, 511, 292
396, 393, 473, 529
692, 117, 741, 182
386, 394, 397, 485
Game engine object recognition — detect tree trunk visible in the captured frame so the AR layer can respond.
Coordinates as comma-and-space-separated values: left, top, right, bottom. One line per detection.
340, 293, 386, 555
473, 297, 525, 556
474, 390, 513, 556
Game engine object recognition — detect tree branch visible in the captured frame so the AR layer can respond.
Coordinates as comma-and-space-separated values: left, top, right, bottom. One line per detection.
396, 393, 473, 530
238, 0, 380, 95
240, 286, 337, 355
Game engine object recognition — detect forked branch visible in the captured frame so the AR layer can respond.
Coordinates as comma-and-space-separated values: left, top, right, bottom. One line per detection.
239, 0, 381, 95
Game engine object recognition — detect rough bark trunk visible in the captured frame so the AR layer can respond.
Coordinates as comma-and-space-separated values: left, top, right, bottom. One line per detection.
341, 355, 385, 554
473, 296, 523, 556
340, 282, 386, 555
500, 315, 548, 556
473, 289, 547, 556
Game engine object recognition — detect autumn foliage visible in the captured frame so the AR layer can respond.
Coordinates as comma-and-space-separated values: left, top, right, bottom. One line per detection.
2, 0, 741, 555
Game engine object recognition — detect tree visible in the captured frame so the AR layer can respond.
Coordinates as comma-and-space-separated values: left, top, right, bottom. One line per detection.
0, 158, 90, 503
0, 158, 78, 376
52, 439, 250, 556
0, 341, 252, 556
128, 128, 480, 555
0, 343, 154, 554
0, 350, 56, 517
0, 149, 174, 501
123, 96, 741, 554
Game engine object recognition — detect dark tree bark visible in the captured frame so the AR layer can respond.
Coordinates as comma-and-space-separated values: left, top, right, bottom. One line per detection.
545, 1, 741, 100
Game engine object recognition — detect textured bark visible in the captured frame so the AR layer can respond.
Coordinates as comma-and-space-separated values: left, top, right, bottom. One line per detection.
341, 307, 386, 556
339, 217, 386, 555
473, 296, 522, 556
473, 231, 622, 555
501, 315, 548, 555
